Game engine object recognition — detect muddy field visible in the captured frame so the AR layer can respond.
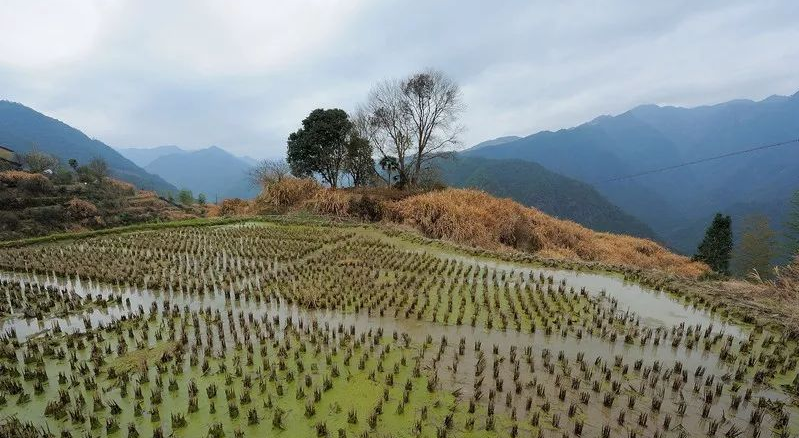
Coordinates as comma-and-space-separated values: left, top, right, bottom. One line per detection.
0, 221, 796, 437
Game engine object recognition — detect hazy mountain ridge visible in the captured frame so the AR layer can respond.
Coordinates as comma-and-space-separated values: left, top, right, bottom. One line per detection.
0, 101, 177, 193
467, 91, 799, 254
140, 146, 258, 200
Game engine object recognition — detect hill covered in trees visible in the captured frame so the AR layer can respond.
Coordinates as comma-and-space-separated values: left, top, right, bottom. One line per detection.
0, 101, 176, 193
466, 91, 799, 254
436, 155, 658, 239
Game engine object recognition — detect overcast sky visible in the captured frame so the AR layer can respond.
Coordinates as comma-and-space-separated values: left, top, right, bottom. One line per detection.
1, 0, 798, 158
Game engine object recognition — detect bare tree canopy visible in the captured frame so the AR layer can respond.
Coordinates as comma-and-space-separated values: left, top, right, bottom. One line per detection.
358, 69, 464, 187
248, 159, 291, 188
20, 149, 59, 173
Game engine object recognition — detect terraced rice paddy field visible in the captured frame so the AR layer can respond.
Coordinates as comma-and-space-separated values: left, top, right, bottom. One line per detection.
0, 220, 797, 438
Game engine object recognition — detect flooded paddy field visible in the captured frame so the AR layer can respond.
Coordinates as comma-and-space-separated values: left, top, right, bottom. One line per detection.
0, 221, 797, 437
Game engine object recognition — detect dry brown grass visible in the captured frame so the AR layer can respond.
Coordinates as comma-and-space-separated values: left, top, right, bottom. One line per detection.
388, 189, 708, 277
218, 198, 253, 216
252, 178, 321, 213
0, 170, 47, 185
240, 182, 706, 276
302, 188, 350, 217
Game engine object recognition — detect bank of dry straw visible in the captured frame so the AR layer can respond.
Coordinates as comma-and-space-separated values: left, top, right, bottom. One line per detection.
241, 179, 707, 277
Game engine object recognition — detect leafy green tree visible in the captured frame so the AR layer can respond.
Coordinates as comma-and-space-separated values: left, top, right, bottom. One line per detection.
378, 156, 399, 187
346, 134, 374, 187
287, 108, 351, 188
178, 189, 194, 205
197, 193, 207, 206
786, 190, 799, 258
693, 213, 733, 274
68, 158, 79, 171
733, 214, 776, 279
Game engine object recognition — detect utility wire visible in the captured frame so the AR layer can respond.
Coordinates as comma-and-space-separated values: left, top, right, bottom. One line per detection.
597, 137, 799, 183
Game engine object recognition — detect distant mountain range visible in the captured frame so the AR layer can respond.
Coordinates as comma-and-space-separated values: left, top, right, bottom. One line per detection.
466, 91, 799, 254
117, 145, 259, 200
437, 155, 658, 239
0, 101, 176, 193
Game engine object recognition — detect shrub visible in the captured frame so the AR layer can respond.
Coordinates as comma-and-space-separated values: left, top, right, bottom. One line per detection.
252, 178, 321, 213
0, 171, 53, 194
29, 205, 64, 225
0, 212, 20, 231
219, 199, 252, 216
348, 196, 383, 222
64, 198, 100, 220
19, 174, 54, 195
303, 190, 350, 217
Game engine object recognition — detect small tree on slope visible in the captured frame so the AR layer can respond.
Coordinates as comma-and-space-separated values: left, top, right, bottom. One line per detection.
693, 213, 733, 275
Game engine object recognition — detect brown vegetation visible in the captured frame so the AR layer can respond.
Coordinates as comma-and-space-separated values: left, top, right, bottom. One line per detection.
388, 189, 707, 277
685, 256, 799, 331
234, 179, 707, 277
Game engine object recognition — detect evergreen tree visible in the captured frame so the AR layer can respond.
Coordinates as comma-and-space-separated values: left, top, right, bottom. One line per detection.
693, 213, 733, 274
786, 190, 799, 258
733, 214, 776, 279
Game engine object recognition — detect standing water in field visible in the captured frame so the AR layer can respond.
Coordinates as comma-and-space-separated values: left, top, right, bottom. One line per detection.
0, 222, 795, 437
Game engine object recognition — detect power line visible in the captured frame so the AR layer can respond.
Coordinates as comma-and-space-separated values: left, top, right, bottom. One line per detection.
596, 137, 799, 183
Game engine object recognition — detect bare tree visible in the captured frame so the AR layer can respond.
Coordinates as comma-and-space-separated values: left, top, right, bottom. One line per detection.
359, 69, 464, 187
20, 149, 59, 173
248, 159, 291, 188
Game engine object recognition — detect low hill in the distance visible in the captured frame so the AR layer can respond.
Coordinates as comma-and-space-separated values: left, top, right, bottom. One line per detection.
0, 101, 176, 193
130, 146, 258, 200
116, 145, 185, 168
437, 155, 658, 240
467, 91, 799, 255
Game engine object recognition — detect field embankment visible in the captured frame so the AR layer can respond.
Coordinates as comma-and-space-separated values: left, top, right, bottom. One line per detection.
217, 178, 707, 277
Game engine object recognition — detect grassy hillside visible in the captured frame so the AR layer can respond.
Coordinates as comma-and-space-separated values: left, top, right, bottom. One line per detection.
0, 170, 198, 241
0, 101, 177, 193
437, 155, 658, 240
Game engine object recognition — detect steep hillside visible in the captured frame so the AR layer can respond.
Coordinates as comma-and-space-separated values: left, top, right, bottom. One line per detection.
144, 146, 257, 200
0, 170, 197, 241
0, 101, 177, 193
467, 91, 799, 254
436, 155, 658, 239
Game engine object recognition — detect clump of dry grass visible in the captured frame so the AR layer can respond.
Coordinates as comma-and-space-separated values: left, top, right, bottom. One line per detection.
302, 189, 350, 217
388, 189, 707, 277
773, 255, 799, 294
252, 178, 322, 213
64, 198, 99, 219
218, 198, 253, 216
0, 170, 48, 185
